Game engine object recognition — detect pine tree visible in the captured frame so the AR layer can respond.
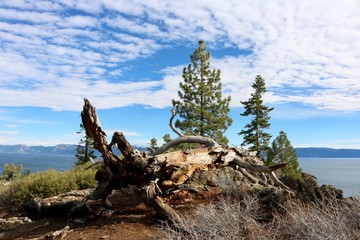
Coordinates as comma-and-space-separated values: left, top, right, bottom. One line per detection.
172, 40, 232, 144
1, 163, 24, 180
75, 124, 97, 165
163, 134, 172, 143
239, 75, 274, 158
266, 131, 302, 179
150, 138, 158, 149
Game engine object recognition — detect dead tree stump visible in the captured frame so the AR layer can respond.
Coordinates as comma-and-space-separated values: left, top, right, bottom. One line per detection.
81, 99, 289, 223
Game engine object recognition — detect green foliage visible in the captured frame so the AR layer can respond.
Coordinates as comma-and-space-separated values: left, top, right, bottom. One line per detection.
6, 163, 98, 206
239, 75, 274, 159
163, 134, 172, 143
75, 123, 97, 165
1, 163, 30, 181
266, 131, 302, 179
172, 40, 232, 144
68, 164, 98, 189
150, 137, 158, 149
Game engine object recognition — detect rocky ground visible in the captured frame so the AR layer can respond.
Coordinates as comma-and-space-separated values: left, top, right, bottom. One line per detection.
0, 168, 356, 240
0, 188, 167, 240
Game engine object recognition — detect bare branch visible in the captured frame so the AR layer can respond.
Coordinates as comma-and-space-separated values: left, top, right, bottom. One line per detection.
230, 157, 289, 190
238, 168, 260, 184
84, 161, 103, 170
230, 157, 287, 174
151, 135, 220, 155
81, 99, 120, 165
109, 131, 135, 159
269, 171, 290, 190
170, 108, 184, 137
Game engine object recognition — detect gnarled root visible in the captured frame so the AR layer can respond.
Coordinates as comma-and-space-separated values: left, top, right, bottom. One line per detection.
141, 179, 181, 224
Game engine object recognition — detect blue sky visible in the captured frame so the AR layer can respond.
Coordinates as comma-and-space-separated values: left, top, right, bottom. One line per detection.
1, 0, 360, 149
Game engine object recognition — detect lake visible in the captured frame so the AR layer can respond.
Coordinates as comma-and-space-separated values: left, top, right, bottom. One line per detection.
0, 153, 76, 173
0, 154, 359, 197
298, 158, 360, 197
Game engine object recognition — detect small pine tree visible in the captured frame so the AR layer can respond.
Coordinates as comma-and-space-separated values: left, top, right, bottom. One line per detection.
266, 131, 302, 179
75, 124, 97, 165
1, 163, 29, 180
150, 138, 158, 149
172, 40, 232, 144
239, 75, 274, 159
163, 134, 172, 143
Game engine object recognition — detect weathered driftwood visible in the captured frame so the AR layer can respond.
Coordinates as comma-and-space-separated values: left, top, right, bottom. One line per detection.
81, 99, 289, 223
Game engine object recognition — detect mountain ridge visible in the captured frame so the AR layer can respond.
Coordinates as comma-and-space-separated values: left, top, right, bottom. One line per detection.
0, 144, 76, 154
0, 144, 147, 155
1, 145, 360, 157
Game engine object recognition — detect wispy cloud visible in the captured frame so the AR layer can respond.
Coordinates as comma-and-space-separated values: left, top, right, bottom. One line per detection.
0, 130, 19, 144
0, 0, 359, 112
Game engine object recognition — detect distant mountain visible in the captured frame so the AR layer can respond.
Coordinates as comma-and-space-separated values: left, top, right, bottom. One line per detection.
0, 144, 76, 154
296, 148, 360, 158
0, 144, 147, 155
1, 145, 359, 158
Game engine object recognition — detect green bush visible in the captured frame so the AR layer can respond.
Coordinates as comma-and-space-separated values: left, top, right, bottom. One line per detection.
1, 163, 30, 181
69, 164, 98, 189
5, 163, 98, 206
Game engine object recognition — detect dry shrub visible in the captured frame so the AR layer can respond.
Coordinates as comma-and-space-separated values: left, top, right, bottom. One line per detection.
160, 192, 360, 240
274, 197, 360, 240
161, 194, 274, 240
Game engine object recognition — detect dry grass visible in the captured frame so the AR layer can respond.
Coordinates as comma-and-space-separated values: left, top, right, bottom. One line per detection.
160, 194, 273, 240
160, 193, 360, 240
274, 198, 360, 240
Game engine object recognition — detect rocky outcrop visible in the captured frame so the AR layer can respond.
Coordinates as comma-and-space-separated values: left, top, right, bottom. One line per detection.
280, 172, 343, 203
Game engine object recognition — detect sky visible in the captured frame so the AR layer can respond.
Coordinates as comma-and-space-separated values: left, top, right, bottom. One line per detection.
0, 0, 360, 149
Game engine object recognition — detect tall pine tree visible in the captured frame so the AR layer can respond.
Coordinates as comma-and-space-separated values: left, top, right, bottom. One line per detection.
239, 75, 274, 158
266, 131, 302, 179
75, 123, 97, 165
172, 40, 232, 144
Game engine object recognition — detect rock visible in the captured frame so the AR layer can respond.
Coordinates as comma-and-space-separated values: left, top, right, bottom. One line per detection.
316, 184, 343, 201
186, 166, 249, 188
257, 187, 289, 222
24, 198, 91, 219
72, 218, 87, 224
0, 217, 32, 231
280, 172, 343, 203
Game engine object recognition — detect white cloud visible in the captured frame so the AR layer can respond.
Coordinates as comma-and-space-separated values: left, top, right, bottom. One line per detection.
0, 131, 19, 144
0, 0, 360, 112
0, 8, 60, 23
0, 0, 63, 11
59, 15, 98, 28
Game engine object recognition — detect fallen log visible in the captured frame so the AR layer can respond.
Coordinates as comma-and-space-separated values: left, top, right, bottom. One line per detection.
81, 99, 289, 223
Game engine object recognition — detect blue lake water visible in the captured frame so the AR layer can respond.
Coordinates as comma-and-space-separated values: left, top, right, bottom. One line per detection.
298, 158, 360, 197
0, 153, 76, 173
0, 154, 359, 197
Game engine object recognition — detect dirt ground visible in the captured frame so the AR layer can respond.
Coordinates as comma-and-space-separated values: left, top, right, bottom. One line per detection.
0, 189, 181, 240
